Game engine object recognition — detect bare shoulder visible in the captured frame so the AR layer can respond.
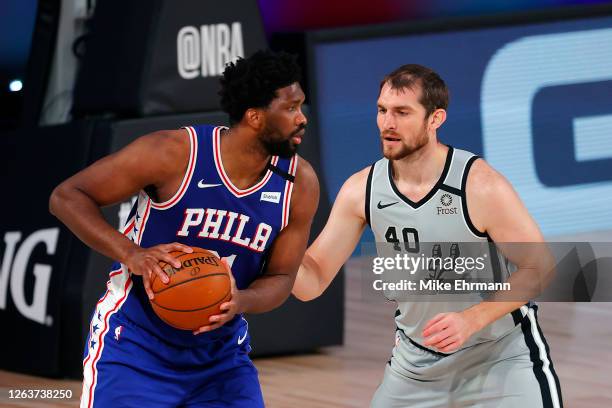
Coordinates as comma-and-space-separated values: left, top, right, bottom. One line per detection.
293, 156, 319, 195
339, 165, 371, 201
138, 128, 190, 161
288, 156, 320, 220
466, 156, 542, 241
328, 165, 372, 222
465, 157, 527, 234
125, 129, 191, 183
349, 165, 372, 184
466, 157, 515, 199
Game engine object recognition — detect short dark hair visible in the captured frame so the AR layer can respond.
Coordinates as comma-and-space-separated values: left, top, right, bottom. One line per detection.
379, 64, 449, 117
219, 50, 301, 124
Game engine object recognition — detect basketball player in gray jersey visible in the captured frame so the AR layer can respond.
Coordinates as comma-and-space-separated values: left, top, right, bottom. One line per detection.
293, 64, 562, 407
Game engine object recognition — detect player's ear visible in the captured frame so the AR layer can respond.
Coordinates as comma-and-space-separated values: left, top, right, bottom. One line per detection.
244, 108, 265, 131
428, 108, 446, 130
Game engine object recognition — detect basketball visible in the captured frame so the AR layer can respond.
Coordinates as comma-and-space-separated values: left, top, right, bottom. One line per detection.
150, 247, 231, 330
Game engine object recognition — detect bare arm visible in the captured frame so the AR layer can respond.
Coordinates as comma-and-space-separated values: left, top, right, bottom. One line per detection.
460, 158, 553, 328
423, 158, 554, 352
292, 167, 370, 301
240, 158, 320, 313
49, 129, 193, 297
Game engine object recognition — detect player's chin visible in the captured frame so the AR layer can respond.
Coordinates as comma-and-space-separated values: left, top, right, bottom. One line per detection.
382, 148, 406, 161
279, 143, 299, 158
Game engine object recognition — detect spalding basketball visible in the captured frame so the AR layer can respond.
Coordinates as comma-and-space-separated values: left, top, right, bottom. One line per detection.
150, 247, 231, 330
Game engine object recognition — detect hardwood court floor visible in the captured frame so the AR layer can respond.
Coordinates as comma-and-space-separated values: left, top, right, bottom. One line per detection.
1, 257, 611, 407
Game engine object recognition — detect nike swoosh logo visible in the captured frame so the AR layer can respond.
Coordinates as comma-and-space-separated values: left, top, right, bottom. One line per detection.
237, 329, 248, 345
198, 180, 222, 188
377, 201, 399, 209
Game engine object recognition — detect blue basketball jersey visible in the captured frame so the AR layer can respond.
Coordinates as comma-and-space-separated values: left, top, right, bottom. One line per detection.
87, 125, 298, 349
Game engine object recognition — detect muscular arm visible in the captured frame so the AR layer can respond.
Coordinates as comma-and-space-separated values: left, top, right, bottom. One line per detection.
292, 167, 369, 301
423, 159, 554, 351
49, 129, 193, 296
460, 159, 553, 328
239, 158, 321, 313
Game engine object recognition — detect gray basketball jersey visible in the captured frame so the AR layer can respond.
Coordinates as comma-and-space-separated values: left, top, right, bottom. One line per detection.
366, 146, 520, 350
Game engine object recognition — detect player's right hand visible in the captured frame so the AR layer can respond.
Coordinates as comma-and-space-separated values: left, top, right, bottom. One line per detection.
123, 242, 193, 300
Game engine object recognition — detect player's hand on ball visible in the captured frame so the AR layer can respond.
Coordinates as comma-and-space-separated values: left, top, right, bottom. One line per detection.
124, 242, 193, 300
421, 312, 480, 353
193, 258, 242, 334
193, 259, 241, 335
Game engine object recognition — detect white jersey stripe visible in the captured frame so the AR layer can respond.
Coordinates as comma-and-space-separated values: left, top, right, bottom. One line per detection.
81, 269, 132, 408
526, 307, 561, 408
151, 126, 198, 210
281, 155, 298, 229
136, 198, 151, 245
81, 187, 155, 406
281, 180, 291, 230
212, 126, 279, 197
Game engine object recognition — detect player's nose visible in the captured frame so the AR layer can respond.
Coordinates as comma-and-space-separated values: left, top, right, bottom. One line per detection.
296, 109, 307, 127
382, 113, 396, 130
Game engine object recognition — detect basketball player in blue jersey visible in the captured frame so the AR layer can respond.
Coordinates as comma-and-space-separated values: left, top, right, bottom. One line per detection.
293, 64, 563, 407
49, 50, 319, 408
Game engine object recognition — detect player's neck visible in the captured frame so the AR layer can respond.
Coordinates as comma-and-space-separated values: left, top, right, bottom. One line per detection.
219, 126, 271, 189
392, 141, 448, 187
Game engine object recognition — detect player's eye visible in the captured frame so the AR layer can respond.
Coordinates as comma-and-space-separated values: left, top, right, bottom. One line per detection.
377, 107, 386, 114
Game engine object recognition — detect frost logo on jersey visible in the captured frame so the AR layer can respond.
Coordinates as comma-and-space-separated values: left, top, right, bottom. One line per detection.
177, 208, 272, 252
177, 22, 244, 79
437, 194, 458, 215
440, 194, 453, 206
260, 192, 281, 204
0, 228, 59, 325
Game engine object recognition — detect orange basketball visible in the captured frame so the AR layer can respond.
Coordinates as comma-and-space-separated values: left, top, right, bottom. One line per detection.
150, 247, 231, 330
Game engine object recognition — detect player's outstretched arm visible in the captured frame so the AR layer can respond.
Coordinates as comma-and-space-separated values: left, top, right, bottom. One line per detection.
237, 158, 321, 313
292, 167, 369, 301
49, 129, 193, 298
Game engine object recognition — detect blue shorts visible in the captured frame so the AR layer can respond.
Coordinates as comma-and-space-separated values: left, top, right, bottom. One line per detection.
80, 309, 263, 408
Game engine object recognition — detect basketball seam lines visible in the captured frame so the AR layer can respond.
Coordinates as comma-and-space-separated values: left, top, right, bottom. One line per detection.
156, 251, 220, 267
151, 291, 230, 312
151, 272, 229, 295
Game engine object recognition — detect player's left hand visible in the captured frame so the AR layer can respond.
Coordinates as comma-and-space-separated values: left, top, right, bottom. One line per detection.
421, 311, 480, 353
193, 259, 243, 335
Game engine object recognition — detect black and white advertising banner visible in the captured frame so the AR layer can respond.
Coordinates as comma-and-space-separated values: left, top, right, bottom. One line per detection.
74, 0, 267, 117
152, 0, 267, 114
0, 123, 95, 376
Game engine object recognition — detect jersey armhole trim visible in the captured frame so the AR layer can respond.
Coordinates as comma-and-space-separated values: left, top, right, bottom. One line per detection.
281, 155, 299, 230
461, 155, 487, 238
150, 126, 198, 210
439, 184, 462, 196
213, 126, 278, 198
365, 164, 375, 226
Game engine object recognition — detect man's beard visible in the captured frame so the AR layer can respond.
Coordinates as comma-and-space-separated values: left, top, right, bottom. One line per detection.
381, 126, 428, 160
262, 138, 295, 158
261, 124, 305, 158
